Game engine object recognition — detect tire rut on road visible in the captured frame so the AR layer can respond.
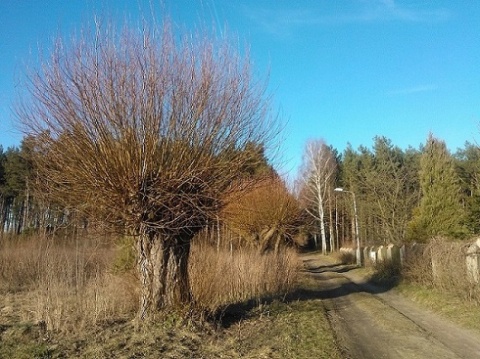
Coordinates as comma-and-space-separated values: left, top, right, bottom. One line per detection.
303, 254, 480, 359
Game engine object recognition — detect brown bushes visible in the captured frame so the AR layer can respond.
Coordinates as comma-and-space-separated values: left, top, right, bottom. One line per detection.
221, 176, 302, 253
333, 249, 356, 265
403, 238, 480, 304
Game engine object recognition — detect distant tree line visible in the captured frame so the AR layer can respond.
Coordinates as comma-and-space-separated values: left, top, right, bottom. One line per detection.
0, 136, 83, 238
0, 140, 32, 236
3, 132, 479, 247
298, 134, 480, 249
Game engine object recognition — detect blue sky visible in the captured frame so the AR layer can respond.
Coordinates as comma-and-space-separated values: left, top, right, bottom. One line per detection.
1, 1, 479, 177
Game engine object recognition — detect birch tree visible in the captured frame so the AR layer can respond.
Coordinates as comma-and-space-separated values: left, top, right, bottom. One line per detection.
299, 140, 337, 254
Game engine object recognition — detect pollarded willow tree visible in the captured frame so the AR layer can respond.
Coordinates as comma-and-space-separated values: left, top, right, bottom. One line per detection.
16, 22, 277, 318
221, 175, 302, 254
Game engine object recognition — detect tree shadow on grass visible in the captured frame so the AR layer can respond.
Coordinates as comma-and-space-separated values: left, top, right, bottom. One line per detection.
217, 256, 401, 329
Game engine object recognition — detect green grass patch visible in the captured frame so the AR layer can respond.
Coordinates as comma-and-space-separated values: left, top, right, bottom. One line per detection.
218, 299, 342, 359
396, 282, 480, 332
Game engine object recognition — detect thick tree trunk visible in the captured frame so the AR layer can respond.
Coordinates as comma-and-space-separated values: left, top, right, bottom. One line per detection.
137, 231, 192, 319
259, 226, 277, 254
274, 234, 283, 255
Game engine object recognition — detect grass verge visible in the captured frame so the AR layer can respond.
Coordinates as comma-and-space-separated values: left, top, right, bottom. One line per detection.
395, 282, 480, 333
1, 286, 342, 358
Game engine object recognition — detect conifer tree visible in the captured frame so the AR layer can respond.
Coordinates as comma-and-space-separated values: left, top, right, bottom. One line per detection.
368, 137, 419, 244
408, 134, 468, 241
454, 142, 480, 233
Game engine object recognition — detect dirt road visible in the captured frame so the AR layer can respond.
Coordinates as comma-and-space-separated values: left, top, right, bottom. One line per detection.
302, 253, 480, 359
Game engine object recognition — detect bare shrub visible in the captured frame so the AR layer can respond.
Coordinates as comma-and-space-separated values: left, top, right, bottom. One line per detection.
428, 238, 478, 301
402, 244, 433, 287
371, 260, 402, 286
332, 250, 356, 265
189, 240, 299, 313
403, 238, 480, 304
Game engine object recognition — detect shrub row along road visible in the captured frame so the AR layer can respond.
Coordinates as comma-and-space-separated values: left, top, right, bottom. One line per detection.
303, 254, 480, 359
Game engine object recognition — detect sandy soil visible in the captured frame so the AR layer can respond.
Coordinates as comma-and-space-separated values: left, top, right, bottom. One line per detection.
302, 253, 480, 359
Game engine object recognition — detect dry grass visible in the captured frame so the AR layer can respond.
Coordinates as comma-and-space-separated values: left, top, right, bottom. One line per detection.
1, 233, 300, 331
0, 234, 138, 333
189, 240, 300, 312
0, 235, 46, 292
0, 234, 343, 357
402, 238, 480, 304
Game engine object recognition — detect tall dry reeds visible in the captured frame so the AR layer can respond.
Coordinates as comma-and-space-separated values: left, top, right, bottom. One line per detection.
0, 235, 138, 333
189, 240, 300, 312
1, 233, 300, 333
0, 235, 45, 292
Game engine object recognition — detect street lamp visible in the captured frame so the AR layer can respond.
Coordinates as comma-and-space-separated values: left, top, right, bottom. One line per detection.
334, 187, 362, 266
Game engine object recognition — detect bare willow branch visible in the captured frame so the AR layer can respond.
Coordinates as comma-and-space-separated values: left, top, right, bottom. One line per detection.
16, 20, 279, 315
17, 22, 277, 237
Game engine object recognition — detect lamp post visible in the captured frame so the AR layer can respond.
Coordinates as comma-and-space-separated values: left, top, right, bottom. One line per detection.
334, 187, 362, 266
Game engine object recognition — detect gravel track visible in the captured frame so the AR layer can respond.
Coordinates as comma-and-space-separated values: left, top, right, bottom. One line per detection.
302, 254, 480, 359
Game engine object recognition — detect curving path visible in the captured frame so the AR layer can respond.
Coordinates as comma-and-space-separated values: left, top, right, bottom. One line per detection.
302, 253, 480, 359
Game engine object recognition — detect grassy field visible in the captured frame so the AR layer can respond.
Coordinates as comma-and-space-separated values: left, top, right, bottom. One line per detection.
0, 298, 342, 358
0, 236, 342, 358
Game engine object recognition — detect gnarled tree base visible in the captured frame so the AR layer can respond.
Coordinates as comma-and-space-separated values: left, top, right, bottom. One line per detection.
137, 231, 192, 319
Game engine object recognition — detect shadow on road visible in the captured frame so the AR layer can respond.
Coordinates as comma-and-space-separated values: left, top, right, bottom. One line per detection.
217, 254, 400, 328
301, 262, 358, 274
288, 261, 399, 301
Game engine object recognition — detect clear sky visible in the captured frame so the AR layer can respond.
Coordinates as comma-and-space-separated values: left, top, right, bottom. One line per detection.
1, 1, 479, 177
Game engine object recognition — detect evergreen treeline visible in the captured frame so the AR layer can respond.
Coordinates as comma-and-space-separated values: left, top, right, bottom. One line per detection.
0, 141, 32, 235
301, 135, 480, 247
2, 134, 479, 244
0, 138, 71, 237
